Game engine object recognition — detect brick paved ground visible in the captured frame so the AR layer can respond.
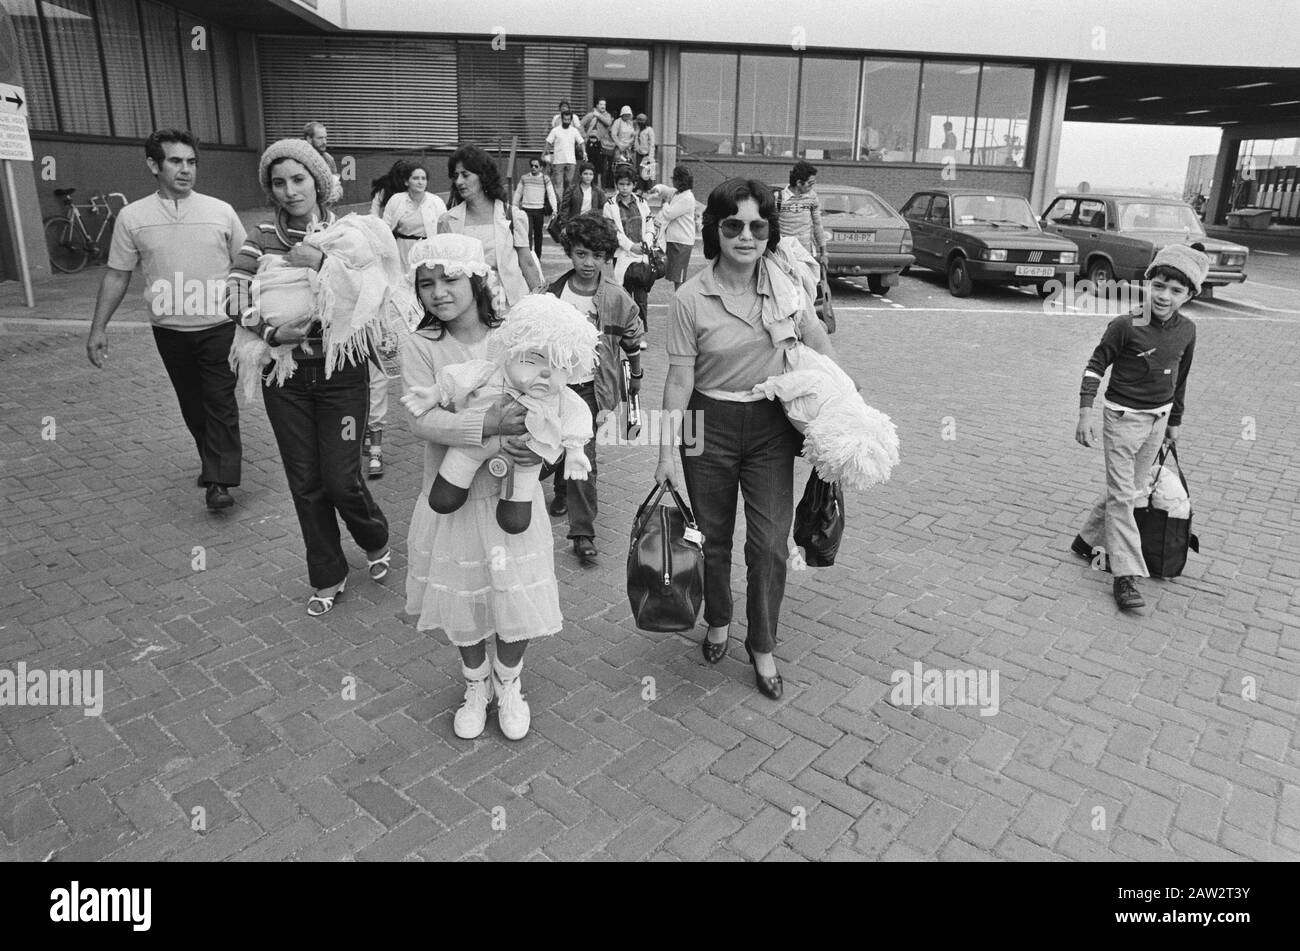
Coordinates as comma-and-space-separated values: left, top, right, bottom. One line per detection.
2, 252, 1299, 861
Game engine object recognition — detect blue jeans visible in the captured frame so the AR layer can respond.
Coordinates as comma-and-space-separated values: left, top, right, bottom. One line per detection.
262, 360, 389, 588
679, 391, 801, 653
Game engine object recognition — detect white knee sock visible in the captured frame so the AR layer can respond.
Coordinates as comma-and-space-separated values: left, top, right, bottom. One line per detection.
493, 657, 522, 683
462, 658, 490, 682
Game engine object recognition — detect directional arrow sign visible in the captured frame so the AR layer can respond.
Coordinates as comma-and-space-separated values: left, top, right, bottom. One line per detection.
0, 83, 26, 118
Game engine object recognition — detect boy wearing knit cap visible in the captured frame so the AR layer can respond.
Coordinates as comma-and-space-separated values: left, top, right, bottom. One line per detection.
1073, 243, 1208, 611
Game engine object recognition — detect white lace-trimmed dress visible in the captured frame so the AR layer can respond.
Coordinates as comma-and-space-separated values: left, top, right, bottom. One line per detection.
402, 326, 562, 644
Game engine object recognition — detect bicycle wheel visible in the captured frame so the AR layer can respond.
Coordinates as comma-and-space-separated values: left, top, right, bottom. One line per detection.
43, 216, 90, 273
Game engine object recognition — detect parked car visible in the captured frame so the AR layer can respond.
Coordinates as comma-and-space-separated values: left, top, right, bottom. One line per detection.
899, 189, 1080, 297
1040, 193, 1248, 291
771, 183, 914, 294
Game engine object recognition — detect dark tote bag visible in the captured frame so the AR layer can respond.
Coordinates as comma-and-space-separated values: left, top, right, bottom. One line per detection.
627, 482, 705, 632
792, 471, 845, 567
816, 263, 836, 334
1134, 444, 1200, 578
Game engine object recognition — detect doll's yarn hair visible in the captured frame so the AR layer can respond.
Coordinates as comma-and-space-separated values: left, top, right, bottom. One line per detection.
494, 294, 599, 377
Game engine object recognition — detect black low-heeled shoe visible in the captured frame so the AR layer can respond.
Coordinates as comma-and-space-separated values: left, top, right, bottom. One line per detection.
701, 628, 729, 664
744, 641, 783, 700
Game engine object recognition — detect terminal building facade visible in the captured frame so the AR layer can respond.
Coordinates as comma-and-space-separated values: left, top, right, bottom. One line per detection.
2, 0, 1298, 279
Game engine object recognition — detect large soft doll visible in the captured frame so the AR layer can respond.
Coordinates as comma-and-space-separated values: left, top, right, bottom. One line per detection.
748, 242, 900, 490
403, 294, 599, 533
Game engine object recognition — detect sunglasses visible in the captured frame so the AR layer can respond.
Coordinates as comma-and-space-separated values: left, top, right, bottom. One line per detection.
530, 163, 540, 169
718, 218, 770, 240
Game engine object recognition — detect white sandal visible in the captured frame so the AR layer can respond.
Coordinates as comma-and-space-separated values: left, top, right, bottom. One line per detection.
367, 549, 391, 582
307, 578, 346, 617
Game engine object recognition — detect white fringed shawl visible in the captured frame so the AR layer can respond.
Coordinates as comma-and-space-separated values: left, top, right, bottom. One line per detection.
229, 213, 421, 401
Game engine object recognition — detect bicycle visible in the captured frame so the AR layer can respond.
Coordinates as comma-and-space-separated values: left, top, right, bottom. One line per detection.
43, 188, 127, 273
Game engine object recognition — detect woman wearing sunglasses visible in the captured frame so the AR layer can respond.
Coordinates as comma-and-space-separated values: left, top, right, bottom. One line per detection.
655, 178, 838, 700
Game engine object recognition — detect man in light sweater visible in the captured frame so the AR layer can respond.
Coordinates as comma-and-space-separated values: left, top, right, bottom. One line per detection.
513, 157, 559, 259
86, 129, 246, 512
1073, 243, 1207, 611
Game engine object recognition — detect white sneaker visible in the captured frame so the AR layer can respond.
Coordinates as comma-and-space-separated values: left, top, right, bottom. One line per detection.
453, 675, 493, 739
493, 671, 531, 741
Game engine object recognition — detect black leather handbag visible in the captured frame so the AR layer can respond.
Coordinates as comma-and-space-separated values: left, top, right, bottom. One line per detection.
1134, 444, 1200, 578
792, 471, 845, 567
627, 483, 705, 632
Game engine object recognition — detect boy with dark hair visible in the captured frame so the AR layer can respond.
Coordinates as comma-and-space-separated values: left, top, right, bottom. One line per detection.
546, 213, 645, 562
1072, 244, 1208, 610
778, 160, 827, 273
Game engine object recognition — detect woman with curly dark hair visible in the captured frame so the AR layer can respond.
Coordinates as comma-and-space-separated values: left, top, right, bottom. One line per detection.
437, 145, 543, 306
656, 178, 840, 700
542, 212, 644, 562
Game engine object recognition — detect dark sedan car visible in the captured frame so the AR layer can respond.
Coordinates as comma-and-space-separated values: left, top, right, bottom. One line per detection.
772, 183, 914, 294
900, 189, 1080, 297
1041, 193, 1248, 292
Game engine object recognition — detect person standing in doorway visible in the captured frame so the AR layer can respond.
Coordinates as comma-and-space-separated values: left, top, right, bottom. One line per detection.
610, 106, 638, 168
86, 129, 246, 512
582, 98, 616, 189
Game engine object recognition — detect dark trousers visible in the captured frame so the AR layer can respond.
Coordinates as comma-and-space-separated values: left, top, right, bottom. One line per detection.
551, 382, 598, 538
524, 207, 545, 258
152, 322, 242, 487
262, 360, 389, 589
623, 270, 652, 333
680, 391, 800, 653
598, 148, 615, 190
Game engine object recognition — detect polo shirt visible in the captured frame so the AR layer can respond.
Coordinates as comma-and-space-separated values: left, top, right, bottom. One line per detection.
108, 191, 246, 331
667, 261, 816, 393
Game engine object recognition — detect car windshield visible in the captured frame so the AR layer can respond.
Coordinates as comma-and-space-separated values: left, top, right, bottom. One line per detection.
820, 192, 891, 217
1117, 202, 1205, 233
952, 195, 1039, 228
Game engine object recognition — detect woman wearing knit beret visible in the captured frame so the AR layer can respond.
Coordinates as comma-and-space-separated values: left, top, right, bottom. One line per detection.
226, 137, 393, 617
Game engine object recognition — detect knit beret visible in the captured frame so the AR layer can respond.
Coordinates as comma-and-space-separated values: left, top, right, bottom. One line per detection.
258, 138, 342, 207
1145, 243, 1210, 295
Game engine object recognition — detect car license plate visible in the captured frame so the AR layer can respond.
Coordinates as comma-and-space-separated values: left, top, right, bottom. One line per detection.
833, 231, 875, 243
1015, 265, 1054, 277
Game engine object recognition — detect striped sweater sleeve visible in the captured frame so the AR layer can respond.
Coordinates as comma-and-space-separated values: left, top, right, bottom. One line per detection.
1080, 317, 1126, 409
226, 226, 277, 342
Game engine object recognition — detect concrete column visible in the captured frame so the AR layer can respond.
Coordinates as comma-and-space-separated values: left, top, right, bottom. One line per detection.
1029, 61, 1070, 214
654, 44, 680, 184
1207, 133, 1240, 226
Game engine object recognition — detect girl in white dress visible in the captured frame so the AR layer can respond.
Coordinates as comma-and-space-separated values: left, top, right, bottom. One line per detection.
400, 234, 561, 741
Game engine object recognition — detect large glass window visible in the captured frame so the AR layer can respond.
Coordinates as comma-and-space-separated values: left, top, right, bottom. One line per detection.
859, 59, 920, 162
40, 0, 110, 135
177, 13, 217, 143
679, 52, 736, 156
676, 50, 1035, 168
1, 0, 58, 130
737, 54, 796, 158
973, 63, 1034, 166
796, 57, 857, 161
95, 0, 152, 137
211, 26, 243, 145
139, 0, 187, 130
916, 60, 979, 164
